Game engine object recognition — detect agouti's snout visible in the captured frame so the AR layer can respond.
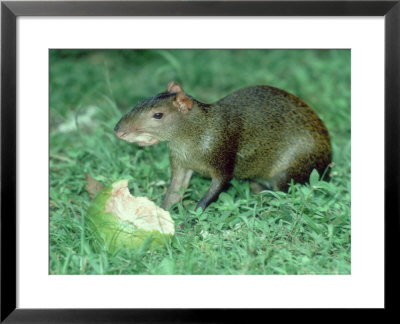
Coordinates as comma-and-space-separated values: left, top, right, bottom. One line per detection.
115, 81, 332, 212
113, 122, 126, 140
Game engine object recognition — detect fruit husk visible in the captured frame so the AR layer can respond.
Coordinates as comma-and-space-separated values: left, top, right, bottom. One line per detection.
87, 180, 174, 251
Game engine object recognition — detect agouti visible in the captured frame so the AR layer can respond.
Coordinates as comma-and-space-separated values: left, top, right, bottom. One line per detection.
114, 81, 332, 211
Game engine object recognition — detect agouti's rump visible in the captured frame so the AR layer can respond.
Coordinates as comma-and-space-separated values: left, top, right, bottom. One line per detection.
114, 81, 332, 211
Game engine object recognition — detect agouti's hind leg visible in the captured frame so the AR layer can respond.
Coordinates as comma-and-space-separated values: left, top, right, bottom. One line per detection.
249, 180, 274, 193
269, 169, 298, 192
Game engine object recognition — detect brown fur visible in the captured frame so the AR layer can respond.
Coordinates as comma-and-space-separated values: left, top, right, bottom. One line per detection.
114, 82, 332, 211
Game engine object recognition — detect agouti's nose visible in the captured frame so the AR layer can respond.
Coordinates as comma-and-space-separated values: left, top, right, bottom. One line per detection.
114, 124, 120, 132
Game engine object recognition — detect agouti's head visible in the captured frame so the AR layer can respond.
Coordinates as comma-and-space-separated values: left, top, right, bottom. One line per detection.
114, 81, 193, 146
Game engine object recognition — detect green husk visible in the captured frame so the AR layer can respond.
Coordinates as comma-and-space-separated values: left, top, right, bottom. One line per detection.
87, 180, 174, 251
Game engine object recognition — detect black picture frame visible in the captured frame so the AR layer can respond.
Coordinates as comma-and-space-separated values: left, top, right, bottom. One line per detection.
1, 0, 399, 322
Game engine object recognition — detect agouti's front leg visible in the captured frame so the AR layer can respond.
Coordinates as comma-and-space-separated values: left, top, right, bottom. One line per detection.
195, 176, 231, 211
162, 159, 193, 210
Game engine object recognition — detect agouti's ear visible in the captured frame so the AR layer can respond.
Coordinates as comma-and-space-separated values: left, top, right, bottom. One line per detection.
167, 81, 183, 93
173, 92, 193, 113
167, 81, 193, 113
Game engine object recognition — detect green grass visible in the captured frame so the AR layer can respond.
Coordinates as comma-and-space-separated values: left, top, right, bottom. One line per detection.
49, 49, 351, 275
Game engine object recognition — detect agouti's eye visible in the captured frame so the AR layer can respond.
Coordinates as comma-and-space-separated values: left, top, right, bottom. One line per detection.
153, 113, 164, 120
